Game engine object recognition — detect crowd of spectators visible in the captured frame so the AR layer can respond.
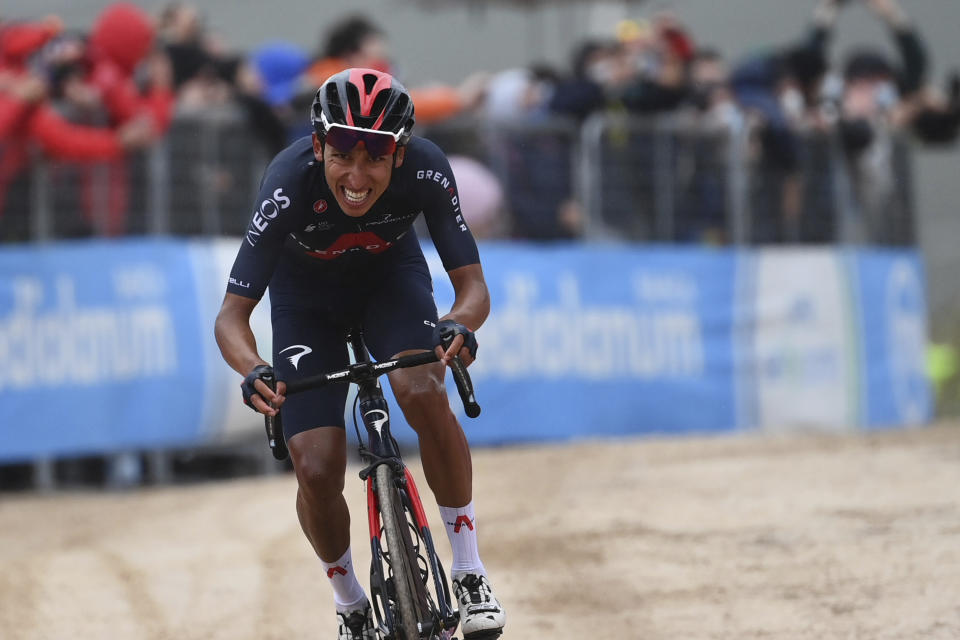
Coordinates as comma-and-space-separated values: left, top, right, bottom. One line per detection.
1, 0, 957, 244
471, 0, 960, 242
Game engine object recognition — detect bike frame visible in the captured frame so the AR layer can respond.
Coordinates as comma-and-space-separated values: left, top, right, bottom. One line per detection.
350, 331, 458, 639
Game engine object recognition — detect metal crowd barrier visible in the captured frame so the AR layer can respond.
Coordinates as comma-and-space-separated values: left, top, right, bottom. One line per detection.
9, 111, 916, 247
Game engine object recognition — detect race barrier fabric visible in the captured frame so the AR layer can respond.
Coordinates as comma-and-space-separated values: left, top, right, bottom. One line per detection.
0, 239, 931, 461
0, 240, 208, 460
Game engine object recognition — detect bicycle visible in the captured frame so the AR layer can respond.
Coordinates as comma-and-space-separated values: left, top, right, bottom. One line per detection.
261, 327, 482, 640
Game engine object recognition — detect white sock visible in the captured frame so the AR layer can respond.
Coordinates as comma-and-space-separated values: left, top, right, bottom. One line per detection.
439, 501, 486, 577
320, 547, 367, 612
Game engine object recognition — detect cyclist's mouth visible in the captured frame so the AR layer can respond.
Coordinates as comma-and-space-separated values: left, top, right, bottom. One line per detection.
341, 186, 372, 208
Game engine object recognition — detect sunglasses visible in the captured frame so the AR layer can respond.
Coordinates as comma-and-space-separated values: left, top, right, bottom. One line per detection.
324, 123, 400, 157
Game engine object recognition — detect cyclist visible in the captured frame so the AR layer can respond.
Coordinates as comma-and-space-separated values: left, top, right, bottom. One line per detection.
214, 68, 506, 640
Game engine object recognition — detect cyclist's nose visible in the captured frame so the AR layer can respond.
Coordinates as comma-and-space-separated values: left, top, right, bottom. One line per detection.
342, 163, 370, 187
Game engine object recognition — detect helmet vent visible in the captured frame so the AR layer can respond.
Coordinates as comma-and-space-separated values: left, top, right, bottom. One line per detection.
324, 84, 346, 123
344, 82, 361, 111
362, 73, 380, 94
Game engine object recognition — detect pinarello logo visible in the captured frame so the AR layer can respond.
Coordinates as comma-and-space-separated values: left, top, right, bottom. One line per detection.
313, 200, 328, 214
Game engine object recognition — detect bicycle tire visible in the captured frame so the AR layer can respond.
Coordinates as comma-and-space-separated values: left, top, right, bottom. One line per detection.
375, 464, 421, 640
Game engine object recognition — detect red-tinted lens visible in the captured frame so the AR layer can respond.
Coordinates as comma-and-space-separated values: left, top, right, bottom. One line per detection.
325, 127, 397, 157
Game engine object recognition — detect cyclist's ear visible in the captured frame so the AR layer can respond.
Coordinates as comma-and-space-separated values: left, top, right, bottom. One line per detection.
394, 146, 406, 168
312, 133, 324, 162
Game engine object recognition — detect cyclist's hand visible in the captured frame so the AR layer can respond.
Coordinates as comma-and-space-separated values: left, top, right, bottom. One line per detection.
432, 320, 478, 367
241, 365, 286, 415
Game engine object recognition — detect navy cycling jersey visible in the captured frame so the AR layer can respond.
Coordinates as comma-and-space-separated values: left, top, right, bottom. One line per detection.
226, 135, 480, 300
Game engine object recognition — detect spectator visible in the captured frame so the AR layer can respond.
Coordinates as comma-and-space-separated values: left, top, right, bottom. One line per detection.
620, 12, 695, 114
484, 64, 556, 121
830, 0, 927, 152
729, 0, 833, 242
304, 14, 487, 125
829, 0, 934, 243
673, 48, 744, 244
249, 41, 310, 142
157, 3, 234, 112
155, 6, 293, 157
0, 17, 155, 241
481, 63, 582, 240
304, 15, 389, 85
87, 3, 174, 133
685, 48, 741, 131
69, 2, 174, 236
832, 0, 958, 147
157, 3, 213, 90
549, 39, 630, 120
252, 42, 309, 109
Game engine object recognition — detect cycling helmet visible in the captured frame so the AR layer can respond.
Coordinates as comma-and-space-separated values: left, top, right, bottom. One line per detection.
311, 68, 415, 146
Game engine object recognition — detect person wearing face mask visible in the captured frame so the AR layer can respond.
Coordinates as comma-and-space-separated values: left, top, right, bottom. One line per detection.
686, 49, 742, 131
548, 39, 619, 121
725, 0, 840, 242
620, 11, 696, 115
671, 48, 745, 244
834, 0, 927, 150
830, 0, 955, 243
843, 0, 960, 147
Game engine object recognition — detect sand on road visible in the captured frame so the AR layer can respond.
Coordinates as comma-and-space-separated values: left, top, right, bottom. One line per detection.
2, 424, 959, 639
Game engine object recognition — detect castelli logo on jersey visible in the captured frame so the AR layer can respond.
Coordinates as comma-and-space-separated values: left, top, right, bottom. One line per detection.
313, 200, 328, 214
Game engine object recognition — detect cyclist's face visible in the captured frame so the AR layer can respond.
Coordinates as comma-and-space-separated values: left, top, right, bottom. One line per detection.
315, 134, 404, 217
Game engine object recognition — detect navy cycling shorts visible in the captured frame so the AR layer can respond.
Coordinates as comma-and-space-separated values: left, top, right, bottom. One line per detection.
269, 257, 438, 440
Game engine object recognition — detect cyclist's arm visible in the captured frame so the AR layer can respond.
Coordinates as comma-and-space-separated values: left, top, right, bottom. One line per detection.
435, 263, 489, 366
442, 263, 490, 333
215, 293, 268, 375
214, 292, 285, 411
410, 138, 489, 362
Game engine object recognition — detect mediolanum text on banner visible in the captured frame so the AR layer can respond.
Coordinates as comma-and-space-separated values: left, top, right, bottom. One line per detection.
0, 239, 208, 461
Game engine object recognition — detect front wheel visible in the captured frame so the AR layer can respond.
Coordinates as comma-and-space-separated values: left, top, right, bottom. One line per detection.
375, 464, 421, 639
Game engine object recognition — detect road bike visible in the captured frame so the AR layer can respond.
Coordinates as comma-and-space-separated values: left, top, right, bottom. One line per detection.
262, 327, 481, 640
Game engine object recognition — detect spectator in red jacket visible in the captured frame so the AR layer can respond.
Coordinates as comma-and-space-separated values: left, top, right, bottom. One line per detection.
87, 2, 174, 133
0, 16, 155, 241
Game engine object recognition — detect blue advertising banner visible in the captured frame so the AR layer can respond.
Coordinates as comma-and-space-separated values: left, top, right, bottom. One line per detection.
420, 244, 741, 445
0, 239, 207, 461
0, 239, 933, 462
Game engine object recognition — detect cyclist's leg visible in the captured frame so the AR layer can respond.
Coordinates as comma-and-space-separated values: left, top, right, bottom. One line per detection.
364, 258, 506, 637
363, 258, 472, 508
272, 304, 368, 612
390, 361, 473, 507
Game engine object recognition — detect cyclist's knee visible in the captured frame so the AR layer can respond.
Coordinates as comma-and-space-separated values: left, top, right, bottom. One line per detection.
393, 372, 448, 419
288, 430, 346, 502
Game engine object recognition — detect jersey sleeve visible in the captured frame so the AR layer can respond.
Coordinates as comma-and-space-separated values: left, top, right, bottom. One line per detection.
414, 141, 481, 271
226, 155, 302, 299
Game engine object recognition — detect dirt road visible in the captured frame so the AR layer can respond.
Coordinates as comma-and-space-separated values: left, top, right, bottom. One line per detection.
2, 424, 959, 639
